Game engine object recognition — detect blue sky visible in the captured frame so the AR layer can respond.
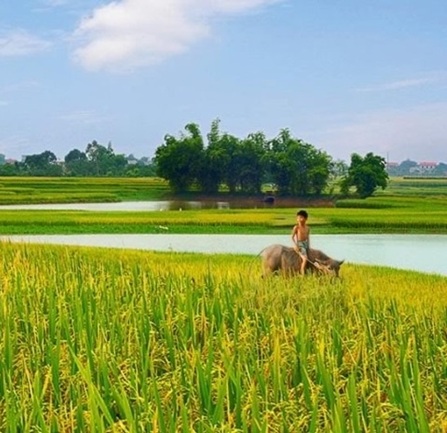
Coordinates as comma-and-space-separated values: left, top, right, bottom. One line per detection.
1, 0, 446, 163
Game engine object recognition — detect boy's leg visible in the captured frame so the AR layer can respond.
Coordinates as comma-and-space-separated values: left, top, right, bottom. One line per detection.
300, 254, 307, 275
293, 245, 300, 270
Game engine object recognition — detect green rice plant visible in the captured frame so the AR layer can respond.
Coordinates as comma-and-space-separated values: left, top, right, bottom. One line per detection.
0, 242, 446, 431
0, 176, 169, 204
0, 203, 446, 235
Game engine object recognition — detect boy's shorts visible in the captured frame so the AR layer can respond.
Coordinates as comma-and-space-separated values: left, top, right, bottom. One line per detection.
296, 240, 309, 257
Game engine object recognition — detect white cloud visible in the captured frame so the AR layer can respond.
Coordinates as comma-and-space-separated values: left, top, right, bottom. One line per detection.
209, 0, 282, 13
310, 103, 447, 162
72, 0, 282, 72
0, 30, 52, 57
58, 109, 111, 125
355, 72, 447, 92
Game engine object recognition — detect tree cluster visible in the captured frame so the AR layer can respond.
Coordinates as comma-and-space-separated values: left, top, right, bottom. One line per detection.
154, 120, 335, 196
0, 120, 391, 199
0, 141, 156, 177
154, 120, 389, 198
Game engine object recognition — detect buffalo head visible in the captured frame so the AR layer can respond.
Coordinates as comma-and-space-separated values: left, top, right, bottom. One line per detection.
313, 258, 344, 278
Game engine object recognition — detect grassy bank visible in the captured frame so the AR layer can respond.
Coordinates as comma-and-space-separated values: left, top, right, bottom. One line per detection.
0, 204, 445, 235
0, 242, 446, 431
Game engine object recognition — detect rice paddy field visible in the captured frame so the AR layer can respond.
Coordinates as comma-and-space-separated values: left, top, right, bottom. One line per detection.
0, 176, 446, 235
0, 177, 168, 204
0, 176, 446, 431
1, 242, 447, 432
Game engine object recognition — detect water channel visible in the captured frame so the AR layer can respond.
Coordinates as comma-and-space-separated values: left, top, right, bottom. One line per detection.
0, 198, 323, 211
1, 234, 446, 277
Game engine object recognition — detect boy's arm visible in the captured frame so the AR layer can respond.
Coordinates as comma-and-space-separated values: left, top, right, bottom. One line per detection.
291, 225, 297, 244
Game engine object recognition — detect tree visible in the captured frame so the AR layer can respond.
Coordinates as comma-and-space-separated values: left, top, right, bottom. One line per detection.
64, 149, 89, 176
267, 129, 332, 195
203, 120, 267, 194
215, 132, 241, 194
85, 141, 114, 175
434, 162, 447, 176
23, 150, 62, 176
199, 119, 227, 193
0, 161, 21, 176
307, 148, 333, 195
236, 132, 267, 194
332, 159, 348, 177
342, 152, 388, 198
397, 159, 417, 176
267, 129, 296, 194
84, 140, 127, 176
154, 123, 205, 192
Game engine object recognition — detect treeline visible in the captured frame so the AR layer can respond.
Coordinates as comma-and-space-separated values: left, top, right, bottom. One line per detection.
0, 141, 156, 177
0, 119, 389, 198
154, 120, 388, 197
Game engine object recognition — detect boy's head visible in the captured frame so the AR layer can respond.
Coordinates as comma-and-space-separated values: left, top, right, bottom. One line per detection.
297, 209, 308, 220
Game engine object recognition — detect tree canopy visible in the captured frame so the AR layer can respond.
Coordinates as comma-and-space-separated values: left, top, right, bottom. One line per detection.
153, 121, 334, 196
0, 142, 156, 177
341, 152, 389, 198
266, 129, 332, 196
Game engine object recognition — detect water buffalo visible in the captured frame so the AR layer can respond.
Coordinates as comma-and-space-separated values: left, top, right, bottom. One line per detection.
260, 244, 344, 278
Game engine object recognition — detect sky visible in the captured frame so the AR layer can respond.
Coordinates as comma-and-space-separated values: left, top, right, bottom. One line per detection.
1, 0, 447, 163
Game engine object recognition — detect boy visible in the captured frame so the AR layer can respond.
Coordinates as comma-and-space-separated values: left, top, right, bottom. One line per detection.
291, 209, 310, 275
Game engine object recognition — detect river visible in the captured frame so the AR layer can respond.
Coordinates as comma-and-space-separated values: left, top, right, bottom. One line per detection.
1, 233, 446, 277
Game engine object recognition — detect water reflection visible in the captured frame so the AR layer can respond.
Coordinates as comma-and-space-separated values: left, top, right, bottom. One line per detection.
0, 198, 329, 211
1, 234, 446, 276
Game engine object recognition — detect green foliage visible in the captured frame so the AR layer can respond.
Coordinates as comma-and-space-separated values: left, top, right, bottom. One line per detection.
267, 129, 332, 195
201, 118, 225, 193
23, 150, 63, 176
155, 123, 205, 192
342, 152, 389, 198
85, 140, 128, 176
154, 122, 332, 196
236, 132, 267, 194
2, 142, 154, 178
64, 148, 89, 176
154, 119, 270, 195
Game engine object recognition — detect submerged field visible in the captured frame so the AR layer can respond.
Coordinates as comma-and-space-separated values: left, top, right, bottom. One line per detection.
0, 242, 446, 432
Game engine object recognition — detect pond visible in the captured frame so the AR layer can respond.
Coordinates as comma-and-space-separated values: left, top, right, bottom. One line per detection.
1, 234, 446, 277
0, 198, 331, 211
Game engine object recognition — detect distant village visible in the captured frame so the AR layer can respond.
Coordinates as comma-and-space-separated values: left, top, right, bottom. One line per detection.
385, 159, 447, 176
